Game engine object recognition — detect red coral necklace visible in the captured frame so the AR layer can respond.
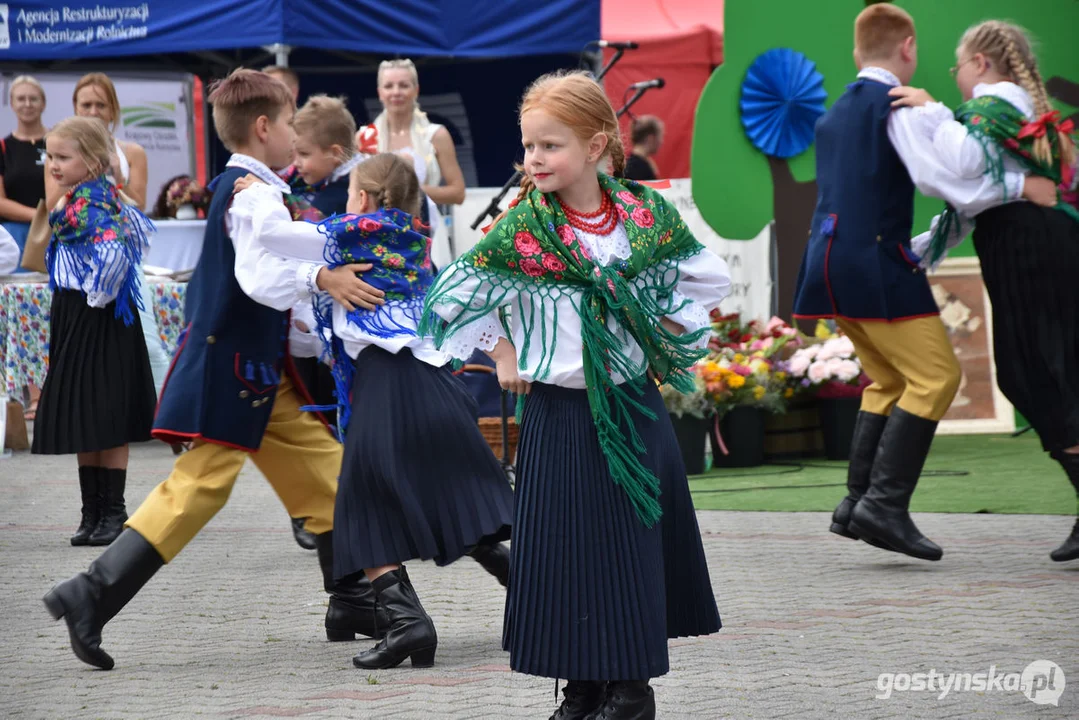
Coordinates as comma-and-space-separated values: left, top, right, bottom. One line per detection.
559, 192, 619, 236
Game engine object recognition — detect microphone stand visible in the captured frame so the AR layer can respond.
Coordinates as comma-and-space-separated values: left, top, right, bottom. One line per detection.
470, 47, 633, 231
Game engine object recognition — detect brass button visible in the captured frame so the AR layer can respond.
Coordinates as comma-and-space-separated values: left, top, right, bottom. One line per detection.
912, 268, 919, 274
239, 390, 250, 399
206, 335, 216, 344
876, 235, 882, 242
251, 399, 260, 408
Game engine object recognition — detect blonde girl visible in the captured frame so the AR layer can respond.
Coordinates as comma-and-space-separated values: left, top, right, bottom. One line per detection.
32, 116, 156, 548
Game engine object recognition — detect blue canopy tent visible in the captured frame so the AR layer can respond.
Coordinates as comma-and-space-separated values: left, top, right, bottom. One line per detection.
0, 0, 601, 184
0, 1, 599, 60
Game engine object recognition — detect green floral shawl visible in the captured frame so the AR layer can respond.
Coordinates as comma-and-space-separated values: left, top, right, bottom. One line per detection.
925, 94, 1079, 265
421, 174, 709, 526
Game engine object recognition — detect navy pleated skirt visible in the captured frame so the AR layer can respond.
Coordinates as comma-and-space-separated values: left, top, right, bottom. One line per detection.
32, 289, 156, 454
503, 379, 721, 681
332, 346, 513, 579
974, 203, 1079, 452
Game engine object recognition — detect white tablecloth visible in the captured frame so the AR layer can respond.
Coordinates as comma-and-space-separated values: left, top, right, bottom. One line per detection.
145, 219, 206, 272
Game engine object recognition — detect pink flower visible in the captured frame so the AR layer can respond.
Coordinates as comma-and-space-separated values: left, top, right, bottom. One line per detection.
630, 206, 655, 229
541, 252, 566, 272
616, 205, 629, 221
519, 257, 546, 277
787, 353, 811, 377
557, 224, 576, 246
73, 197, 89, 212
514, 230, 541, 256
358, 218, 382, 232
807, 361, 832, 384
100, 228, 117, 241
616, 190, 641, 206
730, 363, 753, 377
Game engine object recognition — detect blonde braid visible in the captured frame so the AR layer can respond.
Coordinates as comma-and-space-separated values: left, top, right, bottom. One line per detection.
1000, 32, 1054, 166
1029, 63, 1076, 169
607, 126, 626, 178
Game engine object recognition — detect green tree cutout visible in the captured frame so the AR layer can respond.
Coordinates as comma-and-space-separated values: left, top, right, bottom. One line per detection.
692, 0, 1079, 320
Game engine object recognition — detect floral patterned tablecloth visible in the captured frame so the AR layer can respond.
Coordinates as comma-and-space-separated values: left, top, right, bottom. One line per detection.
0, 281, 187, 397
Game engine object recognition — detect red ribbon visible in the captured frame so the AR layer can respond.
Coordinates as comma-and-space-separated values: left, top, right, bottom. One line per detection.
356, 124, 378, 154
1017, 110, 1068, 140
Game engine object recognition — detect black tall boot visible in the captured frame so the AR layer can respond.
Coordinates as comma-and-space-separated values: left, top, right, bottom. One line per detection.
830, 411, 889, 545
352, 567, 437, 669
42, 529, 163, 670
1050, 452, 1079, 562
550, 681, 607, 720
291, 516, 317, 550
589, 681, 655, 720
849, 408, 943, 561
469, 540, 510, 587
70, 466, 103, 546
88, 468, 128, 546
314, 531, 390, 640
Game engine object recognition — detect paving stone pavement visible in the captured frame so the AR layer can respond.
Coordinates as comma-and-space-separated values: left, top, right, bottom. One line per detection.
1, 443, 1077, 719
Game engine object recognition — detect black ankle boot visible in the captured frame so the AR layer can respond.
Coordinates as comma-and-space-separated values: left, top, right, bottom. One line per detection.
352, 567, 437, 670
42, 529, 163, 669
849, 408, 943, 561
314, 531, 390, 640
469, 541, 510, 587
550, 680, 607, 720
590, 681, 655, 720
829, 412, 894, 553
1050, 452, 1079, 562
291, 516, 317, 550
71, 466, 103, 546
88, 469, 127, 546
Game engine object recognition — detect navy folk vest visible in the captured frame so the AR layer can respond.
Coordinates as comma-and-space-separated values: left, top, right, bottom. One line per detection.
153, 166, 326, 450
793, 78, 939, 322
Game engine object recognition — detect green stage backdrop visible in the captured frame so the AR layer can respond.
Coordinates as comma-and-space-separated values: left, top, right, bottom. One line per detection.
692, 0, 1079, 320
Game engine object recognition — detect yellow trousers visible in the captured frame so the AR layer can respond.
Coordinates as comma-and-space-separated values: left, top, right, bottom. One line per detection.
127, 375, 342, 562
836, 316, 961, 422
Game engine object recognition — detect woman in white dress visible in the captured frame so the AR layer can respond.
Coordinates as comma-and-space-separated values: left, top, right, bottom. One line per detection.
359, 59, 466, 268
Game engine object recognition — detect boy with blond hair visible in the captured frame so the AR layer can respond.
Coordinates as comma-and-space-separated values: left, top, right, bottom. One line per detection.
794, 4, 1044, 561
43, 69, 389, 671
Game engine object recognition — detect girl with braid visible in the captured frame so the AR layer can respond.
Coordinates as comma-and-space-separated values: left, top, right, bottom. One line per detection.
421, 71, 728, 720
229, 152, 514, 671
891, 20, 1079, 562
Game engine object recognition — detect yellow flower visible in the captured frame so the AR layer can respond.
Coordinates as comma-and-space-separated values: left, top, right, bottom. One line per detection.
776, 371, 787, 381
814, 319, 834, 340
728, 375, 746, 389
733, 353, 746, 364
784, 388, 794, 398
753, 385, 766, 400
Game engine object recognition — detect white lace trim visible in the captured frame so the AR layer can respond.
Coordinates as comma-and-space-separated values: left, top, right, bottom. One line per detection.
857, 67, 900, 87
330, 153, 367, 183
438, 310, 505, 362
575, 220, 631, 267
226, 154, 291, 192
667, 290, 711, 351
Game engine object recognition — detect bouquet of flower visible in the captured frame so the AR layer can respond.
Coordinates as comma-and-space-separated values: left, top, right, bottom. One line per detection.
699, 349, 790, 416
708, 311, 802, 359
165, 176, 209, 216
785, 321, 868, 398
659, 371, 714, 419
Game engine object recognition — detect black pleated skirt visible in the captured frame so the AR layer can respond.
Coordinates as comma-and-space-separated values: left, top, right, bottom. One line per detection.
32, 289, 156, 455
974, 203, 1079, 452
332, 346, 513, 578
503, 380, 721, 682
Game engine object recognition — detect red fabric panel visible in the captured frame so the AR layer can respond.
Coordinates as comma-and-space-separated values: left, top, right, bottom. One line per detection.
602, 29, 716, 178
600, 0, 723, 62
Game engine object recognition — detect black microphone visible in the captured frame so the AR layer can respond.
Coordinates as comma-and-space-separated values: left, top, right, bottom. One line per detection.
628, 78, 665, 90
596, 40, 639, 50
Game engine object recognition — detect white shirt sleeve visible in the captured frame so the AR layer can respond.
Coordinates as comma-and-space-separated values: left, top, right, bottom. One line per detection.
640, 248, 731, 348
226, 183, 325, 311
888, 107, 1026, 216
427, 260, 511, 360
0, 225, 19, 274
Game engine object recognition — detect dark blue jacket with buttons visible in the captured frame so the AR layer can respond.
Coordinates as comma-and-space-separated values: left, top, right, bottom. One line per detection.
153, 166, 326, 451
793, 77, 939, 322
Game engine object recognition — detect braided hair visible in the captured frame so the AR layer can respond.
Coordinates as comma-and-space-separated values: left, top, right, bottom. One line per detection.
349, 153, 423, 217
960, 20, 1075, 168
491, 71, 627, 227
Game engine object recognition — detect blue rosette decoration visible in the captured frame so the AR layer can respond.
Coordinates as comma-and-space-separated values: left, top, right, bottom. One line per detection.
740, 48, 827, 158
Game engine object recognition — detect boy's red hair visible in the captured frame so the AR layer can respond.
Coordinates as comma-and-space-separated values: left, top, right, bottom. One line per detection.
855, 3, 916, 62
208, 68, 295, 151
